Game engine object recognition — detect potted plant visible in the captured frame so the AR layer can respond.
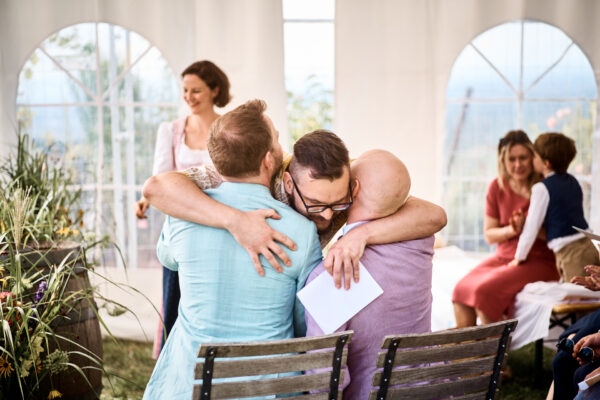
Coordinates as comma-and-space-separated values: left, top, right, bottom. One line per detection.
0, 134, 111, 399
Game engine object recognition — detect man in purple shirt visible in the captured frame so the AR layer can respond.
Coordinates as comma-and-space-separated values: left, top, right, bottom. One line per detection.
305, 150, 435, 400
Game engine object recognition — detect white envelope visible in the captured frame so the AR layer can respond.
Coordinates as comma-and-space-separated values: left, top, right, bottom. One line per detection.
297, 262, 383, 334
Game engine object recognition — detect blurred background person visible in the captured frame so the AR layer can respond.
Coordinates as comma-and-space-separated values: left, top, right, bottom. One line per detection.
133, 60, 231, 358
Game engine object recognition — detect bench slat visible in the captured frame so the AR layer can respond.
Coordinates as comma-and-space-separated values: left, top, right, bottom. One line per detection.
368, 373, 490, 400
193, 370, 345, 399
372, 355, 497, 386
197, 330, 353, 357
194, 348, 347, 379
380, 320, 516, 349
376, 338, 500, 367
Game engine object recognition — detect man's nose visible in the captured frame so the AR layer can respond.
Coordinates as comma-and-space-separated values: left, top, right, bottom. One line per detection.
318, 208, 334, 221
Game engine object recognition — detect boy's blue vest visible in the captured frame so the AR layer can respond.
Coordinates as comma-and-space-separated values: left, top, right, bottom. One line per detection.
542, 173, 588, 242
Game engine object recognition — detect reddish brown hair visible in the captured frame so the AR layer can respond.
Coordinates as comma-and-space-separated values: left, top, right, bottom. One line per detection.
208, 99, 272, 177
534, 132, 577, 174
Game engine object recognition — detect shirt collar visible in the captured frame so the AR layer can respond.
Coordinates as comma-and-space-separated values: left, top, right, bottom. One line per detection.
342, 220, 369, 235
219, 181, 272, 197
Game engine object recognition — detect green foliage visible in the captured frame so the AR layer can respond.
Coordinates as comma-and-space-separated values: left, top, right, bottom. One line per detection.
0, 132, 148, 399
0, 246, 102, 399
0, 133, 83, 248
287, 74, 333, 144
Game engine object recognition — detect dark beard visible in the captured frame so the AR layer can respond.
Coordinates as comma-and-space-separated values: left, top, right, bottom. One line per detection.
309, 214, 334, 233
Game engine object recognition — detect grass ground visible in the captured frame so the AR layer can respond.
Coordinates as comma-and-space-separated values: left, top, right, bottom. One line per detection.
101, 339, 156, 400
99, 339, 556, 400
499, 343, 555, 400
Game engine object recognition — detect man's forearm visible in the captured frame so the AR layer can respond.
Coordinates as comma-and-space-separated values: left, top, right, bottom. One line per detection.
355, 196, 447, 245
142, 172, 239, 229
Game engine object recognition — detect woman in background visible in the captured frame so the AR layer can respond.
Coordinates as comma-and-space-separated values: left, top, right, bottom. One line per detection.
452, 130, 559, 327
133, 60, 231, 358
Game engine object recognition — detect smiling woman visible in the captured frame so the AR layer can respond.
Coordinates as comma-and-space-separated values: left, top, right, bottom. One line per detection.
132, 60, 232, 359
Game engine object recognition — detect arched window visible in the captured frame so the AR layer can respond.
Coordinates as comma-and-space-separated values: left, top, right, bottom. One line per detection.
444, 20, 597, 251
16, 22, 180, 268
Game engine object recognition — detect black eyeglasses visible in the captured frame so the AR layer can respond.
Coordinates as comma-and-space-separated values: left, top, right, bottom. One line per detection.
290, 175, 353, 214
557, 337, 595, 362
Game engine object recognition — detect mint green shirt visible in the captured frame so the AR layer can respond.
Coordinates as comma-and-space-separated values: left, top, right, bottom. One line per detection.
145, 182, 322, 400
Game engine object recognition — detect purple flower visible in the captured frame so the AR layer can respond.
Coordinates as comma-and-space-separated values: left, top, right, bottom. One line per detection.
34, 281, 47, 304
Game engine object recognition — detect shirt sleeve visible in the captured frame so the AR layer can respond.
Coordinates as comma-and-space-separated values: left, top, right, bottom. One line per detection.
156, 217, 178, 271
485, 179, 500, 219
514, 182, 550, 261
152, 122, 175, 175
293, 228, 323, 338
184, 165, 224, 190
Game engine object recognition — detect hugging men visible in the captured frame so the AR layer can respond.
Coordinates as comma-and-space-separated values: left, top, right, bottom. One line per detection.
143, 99, 446, 399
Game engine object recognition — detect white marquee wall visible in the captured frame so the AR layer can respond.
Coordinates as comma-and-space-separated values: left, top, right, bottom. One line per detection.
335, 0, 600, 229
2, 0, 599, 227
0, 0, 288, 155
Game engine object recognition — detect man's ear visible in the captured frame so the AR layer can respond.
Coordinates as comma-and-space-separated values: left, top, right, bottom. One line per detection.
544, 159, 553, 170
263, 151, 273, 172
283, 171, 293, 195
351, 178, 360, 198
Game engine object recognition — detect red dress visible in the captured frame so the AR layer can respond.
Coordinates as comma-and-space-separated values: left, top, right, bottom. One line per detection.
452, 178, 559, 321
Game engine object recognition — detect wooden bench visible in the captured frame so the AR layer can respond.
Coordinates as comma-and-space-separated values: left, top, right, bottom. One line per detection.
192, 330, 353, 399
369, 319, 517, 400
534, 300, 600, 385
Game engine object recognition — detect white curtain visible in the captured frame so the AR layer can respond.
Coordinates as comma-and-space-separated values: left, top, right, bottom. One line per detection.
335, 0, 600, 229
0, 0, 288, 155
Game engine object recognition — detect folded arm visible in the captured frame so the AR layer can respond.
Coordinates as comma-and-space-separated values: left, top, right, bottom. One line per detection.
143, 170, 296, 274
325, 195, 447, 289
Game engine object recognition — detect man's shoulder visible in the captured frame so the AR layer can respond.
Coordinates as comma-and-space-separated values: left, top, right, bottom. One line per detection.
165, 216, 206, 233
365, 236, 435, 257
271, 203, 319, 239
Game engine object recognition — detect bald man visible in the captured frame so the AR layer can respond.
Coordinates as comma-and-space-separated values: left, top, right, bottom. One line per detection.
305, 150, 435, 400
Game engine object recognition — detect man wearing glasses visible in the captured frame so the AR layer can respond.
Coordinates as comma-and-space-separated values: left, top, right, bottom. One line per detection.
143, 126, 446, 289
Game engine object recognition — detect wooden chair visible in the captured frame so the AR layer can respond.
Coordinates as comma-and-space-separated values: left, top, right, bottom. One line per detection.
192, 330, 353, 399
369, 319, 517, 400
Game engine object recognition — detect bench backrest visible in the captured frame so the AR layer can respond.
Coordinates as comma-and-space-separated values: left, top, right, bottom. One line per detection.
192, 330, 353, 399
369, 319, 517, 400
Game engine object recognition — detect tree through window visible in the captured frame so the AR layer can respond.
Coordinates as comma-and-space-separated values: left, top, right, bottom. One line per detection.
444, 20, 597, 251
16, 22, 179, 268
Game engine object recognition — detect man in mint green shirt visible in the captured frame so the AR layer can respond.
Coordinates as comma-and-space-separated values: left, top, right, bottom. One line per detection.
143, 100, 322, 400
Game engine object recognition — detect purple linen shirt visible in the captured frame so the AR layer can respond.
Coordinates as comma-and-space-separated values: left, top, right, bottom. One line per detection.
305, 235, 435, 400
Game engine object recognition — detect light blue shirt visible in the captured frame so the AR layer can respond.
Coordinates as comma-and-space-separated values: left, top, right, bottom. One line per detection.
144, 182, 322, 400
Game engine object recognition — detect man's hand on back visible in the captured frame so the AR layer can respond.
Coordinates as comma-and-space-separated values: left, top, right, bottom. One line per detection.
227, 209, 297, 276
324, 228, 367, 290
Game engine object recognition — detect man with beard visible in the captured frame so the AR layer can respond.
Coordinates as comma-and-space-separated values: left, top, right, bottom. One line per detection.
143, 128, 446, 290
143, 100, 322, 400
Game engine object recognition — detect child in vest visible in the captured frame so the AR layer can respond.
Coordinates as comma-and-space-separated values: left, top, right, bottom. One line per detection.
509, 132, 599, 281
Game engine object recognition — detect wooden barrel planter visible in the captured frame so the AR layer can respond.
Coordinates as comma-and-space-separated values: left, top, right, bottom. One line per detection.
21, 241, 103, 400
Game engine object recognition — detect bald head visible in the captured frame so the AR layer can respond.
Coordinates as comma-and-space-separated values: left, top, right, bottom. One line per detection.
349, 150, 411, 222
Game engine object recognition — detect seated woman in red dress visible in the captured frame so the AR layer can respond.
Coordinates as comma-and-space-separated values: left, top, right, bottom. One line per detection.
452, 130, 559, 327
